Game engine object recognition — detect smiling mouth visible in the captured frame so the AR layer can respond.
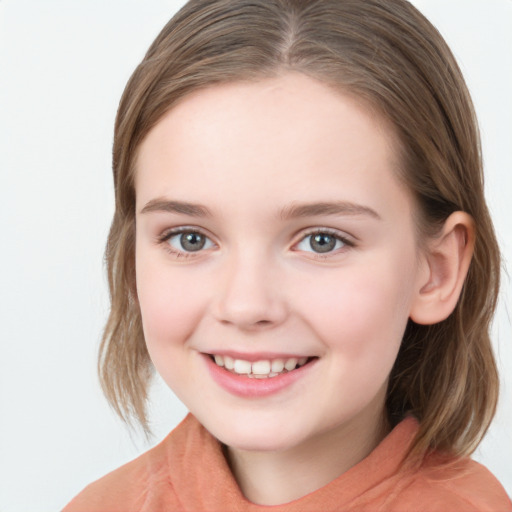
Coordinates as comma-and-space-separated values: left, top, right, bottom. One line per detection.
208, 354, 315, 379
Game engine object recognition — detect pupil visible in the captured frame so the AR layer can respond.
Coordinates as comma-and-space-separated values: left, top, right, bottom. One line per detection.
181, 232, 205, 252
310, 233, 336, 253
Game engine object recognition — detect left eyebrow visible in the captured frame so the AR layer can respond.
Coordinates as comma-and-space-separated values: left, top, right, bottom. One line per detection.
279, 201, 381, 220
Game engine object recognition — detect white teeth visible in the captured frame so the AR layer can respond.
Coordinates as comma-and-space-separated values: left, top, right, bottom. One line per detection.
233, 359, 251, 374
252, 360, 271, 375
271, 359, 285, 373
284, 357, 298, 371
224, 355, 234, 370
212, 354, 311, 377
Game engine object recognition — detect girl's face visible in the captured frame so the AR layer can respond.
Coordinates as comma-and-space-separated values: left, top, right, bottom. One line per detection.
135, 74, 428, 454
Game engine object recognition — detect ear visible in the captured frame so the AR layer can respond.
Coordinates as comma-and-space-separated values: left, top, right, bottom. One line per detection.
410, 211, 475, 325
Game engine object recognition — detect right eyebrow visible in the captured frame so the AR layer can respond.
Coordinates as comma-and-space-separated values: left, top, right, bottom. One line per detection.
139, 199, 212, 217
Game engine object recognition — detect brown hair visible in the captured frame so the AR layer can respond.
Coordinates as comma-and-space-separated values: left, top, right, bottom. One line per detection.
99, 0, 500, 458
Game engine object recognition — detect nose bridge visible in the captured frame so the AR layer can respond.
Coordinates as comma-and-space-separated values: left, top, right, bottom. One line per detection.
213, 242, 287, 329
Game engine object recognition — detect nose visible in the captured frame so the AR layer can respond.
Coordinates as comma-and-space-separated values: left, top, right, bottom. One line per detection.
212, 249, 288, 331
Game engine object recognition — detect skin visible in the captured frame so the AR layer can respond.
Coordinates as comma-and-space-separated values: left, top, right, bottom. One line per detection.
134, 73, 451, 505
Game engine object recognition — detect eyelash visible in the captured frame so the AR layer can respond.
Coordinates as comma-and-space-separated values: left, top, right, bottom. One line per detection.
156, 227, 355, 259
295, 228, 354, 259
157, 227, 214, 259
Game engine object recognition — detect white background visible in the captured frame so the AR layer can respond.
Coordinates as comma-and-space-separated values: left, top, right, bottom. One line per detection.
0, 1, 510, 510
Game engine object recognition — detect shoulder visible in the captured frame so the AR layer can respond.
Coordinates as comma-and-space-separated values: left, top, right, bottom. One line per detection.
62, 454, 152, 512
62, 414, 199, 512
346, 417, 511, 512
389, 454, 512, 512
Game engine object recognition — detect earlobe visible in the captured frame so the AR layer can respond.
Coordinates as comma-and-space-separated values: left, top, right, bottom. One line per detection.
410, 211, 475, 325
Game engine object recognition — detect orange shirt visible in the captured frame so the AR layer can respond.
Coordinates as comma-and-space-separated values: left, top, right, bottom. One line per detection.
63, 414, 511, 512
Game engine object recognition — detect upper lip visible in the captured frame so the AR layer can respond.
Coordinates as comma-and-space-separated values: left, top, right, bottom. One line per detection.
202, 350, 316, 362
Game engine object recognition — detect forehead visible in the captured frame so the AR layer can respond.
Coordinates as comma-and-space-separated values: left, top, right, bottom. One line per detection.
135, 73, 411, 222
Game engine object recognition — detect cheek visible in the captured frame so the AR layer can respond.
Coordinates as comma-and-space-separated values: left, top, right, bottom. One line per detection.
295, 254, 417, 359
298, 266, 415, 410
136, 254, 207, 348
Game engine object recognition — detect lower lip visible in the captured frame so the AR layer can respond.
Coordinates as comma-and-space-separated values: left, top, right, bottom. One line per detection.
203, 354, 316, 398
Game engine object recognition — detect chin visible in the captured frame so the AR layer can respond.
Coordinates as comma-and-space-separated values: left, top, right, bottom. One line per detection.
201, 413, 308, 453
222, 432, 300, 453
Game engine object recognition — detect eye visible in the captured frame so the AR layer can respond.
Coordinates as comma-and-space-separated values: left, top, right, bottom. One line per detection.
163, 230, 214, 254
295, 231, 350, 254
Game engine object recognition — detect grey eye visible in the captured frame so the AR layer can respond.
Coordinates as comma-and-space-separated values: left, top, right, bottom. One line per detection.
296, 232, 346, 254
310, 233, 336, 253
180, 232, 206, 251
167, 231, 213, 252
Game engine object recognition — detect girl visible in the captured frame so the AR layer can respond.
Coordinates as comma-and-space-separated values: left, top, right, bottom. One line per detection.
64, 0, 511, 510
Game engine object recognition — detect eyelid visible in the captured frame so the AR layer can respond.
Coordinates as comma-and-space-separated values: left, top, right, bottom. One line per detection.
291, 227, 355, 255
157, 226, 217, 257
157, 225, 210, 240
155, 225, 355, 259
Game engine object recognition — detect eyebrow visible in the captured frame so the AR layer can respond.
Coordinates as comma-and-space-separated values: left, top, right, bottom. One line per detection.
140, 199, 212, 217
139, 198, 380, 220
279, 201, 381, 220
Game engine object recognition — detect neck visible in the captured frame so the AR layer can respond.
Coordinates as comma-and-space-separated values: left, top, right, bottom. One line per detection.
225, 402, 389, 506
